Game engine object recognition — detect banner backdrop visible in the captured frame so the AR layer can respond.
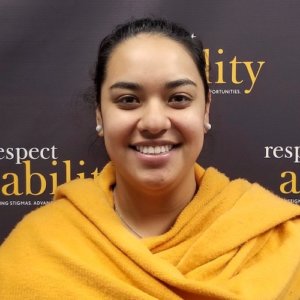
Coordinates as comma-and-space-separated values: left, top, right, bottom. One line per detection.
1, 0, 299, 243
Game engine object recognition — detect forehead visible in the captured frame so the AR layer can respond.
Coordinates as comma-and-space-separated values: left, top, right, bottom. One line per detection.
104, 34, 202, 86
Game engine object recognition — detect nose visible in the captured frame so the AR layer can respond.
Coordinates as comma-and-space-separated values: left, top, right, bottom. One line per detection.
137, 99, 171, 136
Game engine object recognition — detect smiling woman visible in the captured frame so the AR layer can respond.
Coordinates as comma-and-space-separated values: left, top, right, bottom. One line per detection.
1, 18, 300, 300
97, 33, 210, 235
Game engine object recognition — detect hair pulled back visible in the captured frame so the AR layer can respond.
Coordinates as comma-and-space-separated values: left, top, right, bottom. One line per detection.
94, 17, 209, 106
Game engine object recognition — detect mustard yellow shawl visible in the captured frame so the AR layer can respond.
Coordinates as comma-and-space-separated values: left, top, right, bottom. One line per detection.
1, 163, 300, 299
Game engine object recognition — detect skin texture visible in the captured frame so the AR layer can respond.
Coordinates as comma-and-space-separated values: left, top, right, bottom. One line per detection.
96, 34, 210, 237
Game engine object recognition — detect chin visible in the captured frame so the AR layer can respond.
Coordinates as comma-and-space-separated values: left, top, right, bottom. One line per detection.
133, 169, 179, 191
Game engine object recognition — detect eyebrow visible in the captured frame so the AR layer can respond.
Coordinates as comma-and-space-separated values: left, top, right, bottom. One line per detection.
109, 82, 142, 91
165, 78, 197, 89
109, 78, 197, 91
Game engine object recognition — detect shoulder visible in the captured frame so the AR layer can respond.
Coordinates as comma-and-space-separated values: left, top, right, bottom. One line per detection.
1, 175, 111, 245
0, 163, 116, 257
202, 164, 300, 215
197, 164, 300, 238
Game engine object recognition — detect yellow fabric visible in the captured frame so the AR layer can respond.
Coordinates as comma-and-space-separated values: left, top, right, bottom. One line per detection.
1, 163, 300, 300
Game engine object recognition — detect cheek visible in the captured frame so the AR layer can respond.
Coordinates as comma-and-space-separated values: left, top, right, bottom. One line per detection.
102, 110, 136, 146
174, 110, 205, 142
186, 123, 205, 148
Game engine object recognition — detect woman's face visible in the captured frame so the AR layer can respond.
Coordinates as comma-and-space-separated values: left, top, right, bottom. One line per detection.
97, 34, 210, 191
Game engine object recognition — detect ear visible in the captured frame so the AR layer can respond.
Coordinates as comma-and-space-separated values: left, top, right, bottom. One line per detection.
204, 92, 211, 133
95, 106, 103, 136
96, 106, 102, 124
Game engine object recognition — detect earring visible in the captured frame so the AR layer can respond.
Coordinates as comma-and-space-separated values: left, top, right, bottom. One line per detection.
96, 124, 103, 136
204, 123, 212, 131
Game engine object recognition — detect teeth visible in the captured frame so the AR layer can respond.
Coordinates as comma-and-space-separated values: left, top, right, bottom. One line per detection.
135, 145, 173, 155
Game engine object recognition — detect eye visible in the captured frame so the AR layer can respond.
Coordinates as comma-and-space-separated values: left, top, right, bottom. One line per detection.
168, 94, 192, 108
116, 95, 140, 109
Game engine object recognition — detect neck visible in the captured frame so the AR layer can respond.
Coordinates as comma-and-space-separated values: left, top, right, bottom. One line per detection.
113, 169, 197, 238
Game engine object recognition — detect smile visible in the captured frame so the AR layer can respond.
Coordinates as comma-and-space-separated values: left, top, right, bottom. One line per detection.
135, 145, 173, 155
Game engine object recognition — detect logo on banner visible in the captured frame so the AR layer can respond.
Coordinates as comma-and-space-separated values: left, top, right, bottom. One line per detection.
204, 48, 266, 95
264, 145, 300, 204
0, 146, 99, 206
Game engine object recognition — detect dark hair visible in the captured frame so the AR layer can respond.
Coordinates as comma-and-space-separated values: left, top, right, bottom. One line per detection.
93, 17, 209, 106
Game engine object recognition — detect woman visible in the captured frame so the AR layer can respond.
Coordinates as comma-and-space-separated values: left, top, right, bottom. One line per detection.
1, 18, 300, 300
